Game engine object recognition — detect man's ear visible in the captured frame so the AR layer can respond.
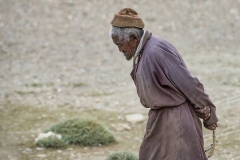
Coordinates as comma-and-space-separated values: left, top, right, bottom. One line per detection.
130, 35, 138, 42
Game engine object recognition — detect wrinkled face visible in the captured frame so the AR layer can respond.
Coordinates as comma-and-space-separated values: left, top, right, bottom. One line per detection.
112, 35, 139, 60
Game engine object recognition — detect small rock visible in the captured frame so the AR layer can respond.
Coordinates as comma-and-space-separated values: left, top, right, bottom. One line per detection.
22, 148, 32, 154
114, 101, 119, 105
126, 114, 145, 124
57, 150, 62, 153
111, 78, 116, 82
35, 131, 62, 143
111, 123, 132, 132
33, 22, 38, 27
36, 147, 45, 151
117, 116, 124, 120
68, 15, 73, 20
95, 98, 100, 103
36, 154, 47, 158
57, 88, 62, 93
41, 114, 47, 118
67, 148, 73, 151
0, 22, 4, 27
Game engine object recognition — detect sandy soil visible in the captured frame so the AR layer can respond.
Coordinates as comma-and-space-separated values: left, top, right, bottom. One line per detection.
0, 0, 240, 159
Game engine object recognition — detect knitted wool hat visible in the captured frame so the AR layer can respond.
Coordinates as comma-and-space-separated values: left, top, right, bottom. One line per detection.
111, 8, 144, 29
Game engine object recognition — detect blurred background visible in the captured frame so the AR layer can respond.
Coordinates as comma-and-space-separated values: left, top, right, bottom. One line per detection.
0, 0, 240, 159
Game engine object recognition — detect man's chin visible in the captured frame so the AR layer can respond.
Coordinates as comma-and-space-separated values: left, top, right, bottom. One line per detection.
125, 53, 134, 61
125, 56, 133, 61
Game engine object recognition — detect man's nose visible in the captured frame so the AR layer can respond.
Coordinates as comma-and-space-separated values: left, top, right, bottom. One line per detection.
118, 46, 123, 52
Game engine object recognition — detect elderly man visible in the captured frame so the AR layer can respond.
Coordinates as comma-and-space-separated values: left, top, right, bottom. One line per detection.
110, 8, 218, 160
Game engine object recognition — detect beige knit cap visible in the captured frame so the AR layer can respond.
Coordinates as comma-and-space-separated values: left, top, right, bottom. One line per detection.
111, 8, 144, 29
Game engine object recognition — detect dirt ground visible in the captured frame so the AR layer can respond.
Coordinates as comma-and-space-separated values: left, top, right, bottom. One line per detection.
0, 0, 240, 159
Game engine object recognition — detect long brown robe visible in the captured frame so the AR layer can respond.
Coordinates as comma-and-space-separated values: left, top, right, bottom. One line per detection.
131, 34, 218, 160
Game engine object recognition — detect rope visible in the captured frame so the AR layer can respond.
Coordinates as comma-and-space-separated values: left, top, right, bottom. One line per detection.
204, 124, 240, 140
205, 130, 217, 158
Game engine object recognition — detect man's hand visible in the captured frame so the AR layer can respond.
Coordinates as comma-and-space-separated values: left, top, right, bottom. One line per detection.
194, 105, 211, 121
204, 123, 218, 130
194, 105, 218, 130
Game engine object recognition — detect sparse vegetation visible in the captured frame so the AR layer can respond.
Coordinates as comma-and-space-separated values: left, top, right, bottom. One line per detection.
15, 91, 37, 95
63, 82, 87, 87
45, 118, 116, 146
36, 137, 66, 148
107, 151, 138, 160
25, 82, 54, 87
1, 0, 240, 159
91, 90, 111, 96
73, 82, 87, 87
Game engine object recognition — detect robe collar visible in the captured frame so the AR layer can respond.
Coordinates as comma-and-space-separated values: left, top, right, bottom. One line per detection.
133, 30, 151, 67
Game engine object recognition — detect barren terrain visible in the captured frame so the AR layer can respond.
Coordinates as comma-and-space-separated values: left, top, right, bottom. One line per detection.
0, 0, 240, 159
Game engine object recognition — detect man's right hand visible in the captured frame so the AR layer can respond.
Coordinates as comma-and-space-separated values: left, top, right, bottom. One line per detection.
204, 122, 218, 130
194, 105, 211, 121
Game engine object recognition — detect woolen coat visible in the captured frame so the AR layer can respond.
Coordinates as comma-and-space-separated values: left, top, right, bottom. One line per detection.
130, 35, 218, 160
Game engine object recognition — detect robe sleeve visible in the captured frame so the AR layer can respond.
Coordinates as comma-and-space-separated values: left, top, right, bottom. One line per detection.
145, 37, 218, 125
167, 64, 218, 125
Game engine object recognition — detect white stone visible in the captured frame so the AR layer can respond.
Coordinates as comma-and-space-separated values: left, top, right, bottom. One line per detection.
22, 148, 32, 154
95, 98, 100, 103
35, 131, 62, 143
36, 154, 47, 158
36, 147, 45, 151
57, 150, 62, 153
111, 123, 132, 132
125, 114, 145, 124
24, 148, 32, 152
67, 148, 73, 151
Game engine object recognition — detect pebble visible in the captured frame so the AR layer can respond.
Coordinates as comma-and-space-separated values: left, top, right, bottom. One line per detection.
22, 148, 32, 154
125, 113, 145, 124
36, 154, 47, 158
117, 115, 124, 120
36, 147, 45, 151
35, 131, 62, 143
67, 148, 73, 151
57, 150, 62, 153
114, 101, 119, 105
111, 123, 132, 132
95, 98, 100, 103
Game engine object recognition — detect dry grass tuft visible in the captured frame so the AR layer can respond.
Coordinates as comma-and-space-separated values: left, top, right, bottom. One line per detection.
107, 151, 138, 160
45, 118, 116, 146
36, 137, 66, 148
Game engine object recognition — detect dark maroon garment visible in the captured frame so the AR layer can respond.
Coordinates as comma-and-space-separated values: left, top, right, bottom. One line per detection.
131, 36, 218, 160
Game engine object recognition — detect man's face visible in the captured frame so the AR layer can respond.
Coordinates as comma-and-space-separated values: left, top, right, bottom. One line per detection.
112, 35, 139, 60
